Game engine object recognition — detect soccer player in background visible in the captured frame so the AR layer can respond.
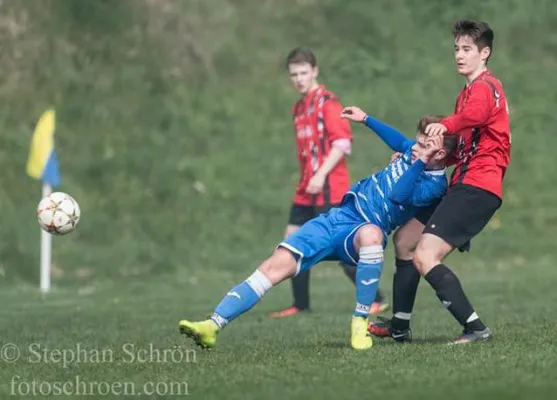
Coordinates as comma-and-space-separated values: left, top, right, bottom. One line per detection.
267, 47, 388, 319
369, 19, 511, 344
178, 109, 457, 350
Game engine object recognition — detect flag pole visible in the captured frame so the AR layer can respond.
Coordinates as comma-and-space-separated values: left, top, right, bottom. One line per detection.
40, 183, 53, 293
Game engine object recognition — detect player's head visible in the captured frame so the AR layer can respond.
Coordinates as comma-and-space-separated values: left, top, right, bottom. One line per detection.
286, 47, 319, 95
413, 115, 458, 167
452, 20, 494, 77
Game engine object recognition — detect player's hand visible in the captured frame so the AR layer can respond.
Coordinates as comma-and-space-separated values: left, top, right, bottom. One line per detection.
424, 122, 448, 136
419, 135, 444, 162
341, 106, 367, 122
305, 173, 326, 194
390, 152, 402, 163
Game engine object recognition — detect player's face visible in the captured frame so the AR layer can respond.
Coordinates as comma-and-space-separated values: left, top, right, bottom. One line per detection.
454, 36, 490, 77
288, 62, 318, 95
412, 134, 446, 166
411, 135, 426, 162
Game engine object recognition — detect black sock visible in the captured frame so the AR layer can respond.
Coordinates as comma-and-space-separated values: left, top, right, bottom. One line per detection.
291, 270, 311, 310
341, 263, 384, 302
391, 258, 421, 331
424, 264, 486, 331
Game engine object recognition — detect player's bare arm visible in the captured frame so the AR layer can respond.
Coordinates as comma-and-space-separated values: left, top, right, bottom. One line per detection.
305, 147, 345, 194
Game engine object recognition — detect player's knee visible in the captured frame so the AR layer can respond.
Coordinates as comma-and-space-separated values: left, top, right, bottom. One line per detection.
258, 247, 298, 285
413, 234, 452, 275
354, 224, 383, 250
393, 219, 424, 259
393, 228, 416, 259
413, 241, 437, 275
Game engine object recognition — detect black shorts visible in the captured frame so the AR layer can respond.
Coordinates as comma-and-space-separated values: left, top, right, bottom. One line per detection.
415, 200, 441, 226
422, 183, 501, 250
288, 203, 338, 226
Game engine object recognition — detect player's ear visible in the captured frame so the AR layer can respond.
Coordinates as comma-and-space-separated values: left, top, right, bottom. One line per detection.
434, 149, 447, 161
313, 66, 319, 79
480, 46, 491, 63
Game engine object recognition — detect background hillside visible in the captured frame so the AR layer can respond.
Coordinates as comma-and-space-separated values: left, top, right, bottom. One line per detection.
1, 0, 555, 286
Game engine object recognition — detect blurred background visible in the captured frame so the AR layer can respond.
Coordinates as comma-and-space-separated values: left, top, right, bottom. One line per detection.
0, 0, 555, 289
1, 1, 557, 398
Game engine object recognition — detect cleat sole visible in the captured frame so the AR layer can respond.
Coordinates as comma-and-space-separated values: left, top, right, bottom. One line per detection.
179, 324, 211, 349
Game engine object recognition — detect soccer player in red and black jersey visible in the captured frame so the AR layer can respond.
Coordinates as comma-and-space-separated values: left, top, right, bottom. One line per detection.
369, 20, 511, 343
267, 47, 388, 318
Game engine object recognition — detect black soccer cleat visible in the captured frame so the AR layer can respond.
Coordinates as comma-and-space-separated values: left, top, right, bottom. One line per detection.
368, 316, 412, 343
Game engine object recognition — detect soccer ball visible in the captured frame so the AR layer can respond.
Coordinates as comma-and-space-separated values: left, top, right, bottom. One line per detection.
36, 192, 81, 235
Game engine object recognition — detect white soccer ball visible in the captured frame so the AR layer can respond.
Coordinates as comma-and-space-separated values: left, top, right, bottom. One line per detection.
36, 192, 81, 235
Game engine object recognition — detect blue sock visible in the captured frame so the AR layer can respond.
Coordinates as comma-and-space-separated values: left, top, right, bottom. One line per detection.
211, 270, 273, 329
354, 245, 384, 318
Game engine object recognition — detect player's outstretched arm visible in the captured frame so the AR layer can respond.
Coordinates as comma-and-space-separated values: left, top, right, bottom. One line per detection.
341, 107, 414, 153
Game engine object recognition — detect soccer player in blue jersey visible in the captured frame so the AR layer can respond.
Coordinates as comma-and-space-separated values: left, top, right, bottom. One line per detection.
178, 107, 457, 350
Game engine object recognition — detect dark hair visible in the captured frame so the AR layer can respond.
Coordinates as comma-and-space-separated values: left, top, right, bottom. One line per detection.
452, 19, 494, 63
441, 134, 458, 155
285, 47, 317, 69
416, 114, 458, 154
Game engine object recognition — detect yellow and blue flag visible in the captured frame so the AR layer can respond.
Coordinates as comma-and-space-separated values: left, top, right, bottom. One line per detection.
26, 109, 61, 187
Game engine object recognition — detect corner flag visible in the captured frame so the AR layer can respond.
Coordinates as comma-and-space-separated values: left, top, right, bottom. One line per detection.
26, 109, 61, 187
26, 109, 60, 293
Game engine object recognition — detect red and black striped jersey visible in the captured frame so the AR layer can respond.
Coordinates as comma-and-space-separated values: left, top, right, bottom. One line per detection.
441, 70, 511, 199
291, 85, 352, 206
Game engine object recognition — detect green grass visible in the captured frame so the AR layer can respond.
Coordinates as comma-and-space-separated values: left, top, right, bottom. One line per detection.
1, 0, 556, 398
1, 254, 556, 399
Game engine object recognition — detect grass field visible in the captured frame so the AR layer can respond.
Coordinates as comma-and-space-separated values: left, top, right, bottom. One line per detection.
1, 1, 557, 399
2, 252, 556, 399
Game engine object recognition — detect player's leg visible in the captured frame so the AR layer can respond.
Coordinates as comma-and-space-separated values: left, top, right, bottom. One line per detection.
178, 248, 296, 348
315, 201, 388, 315
391, 218, 424, 329
179, 214, 335, 348
288, 203, 338, 313
341, 263, 389, 315
352, 224, 385, 318
368, 217, 425, 341
413, 184, 501, 344
345, 223, 384, 350
267, 205, 313, 318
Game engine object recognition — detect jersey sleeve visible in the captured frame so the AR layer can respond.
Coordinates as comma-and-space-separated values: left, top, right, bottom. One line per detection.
440, 81, 495, 133
410, 176, 447, 207
363, 115, 414, 153
323, 100, 353, 142
390, 164, 447, 207
389, 159, 426, 205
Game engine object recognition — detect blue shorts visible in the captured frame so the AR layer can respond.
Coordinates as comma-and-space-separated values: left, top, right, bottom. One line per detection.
279, 196, 384, 276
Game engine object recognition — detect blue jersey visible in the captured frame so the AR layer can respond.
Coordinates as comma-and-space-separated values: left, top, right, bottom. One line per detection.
279, 114, 450, 272
345, 143, 447, 237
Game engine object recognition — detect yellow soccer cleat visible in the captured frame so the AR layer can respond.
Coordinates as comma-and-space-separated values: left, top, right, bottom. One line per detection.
351, 316, 373, 350
179, 319, 220, 349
